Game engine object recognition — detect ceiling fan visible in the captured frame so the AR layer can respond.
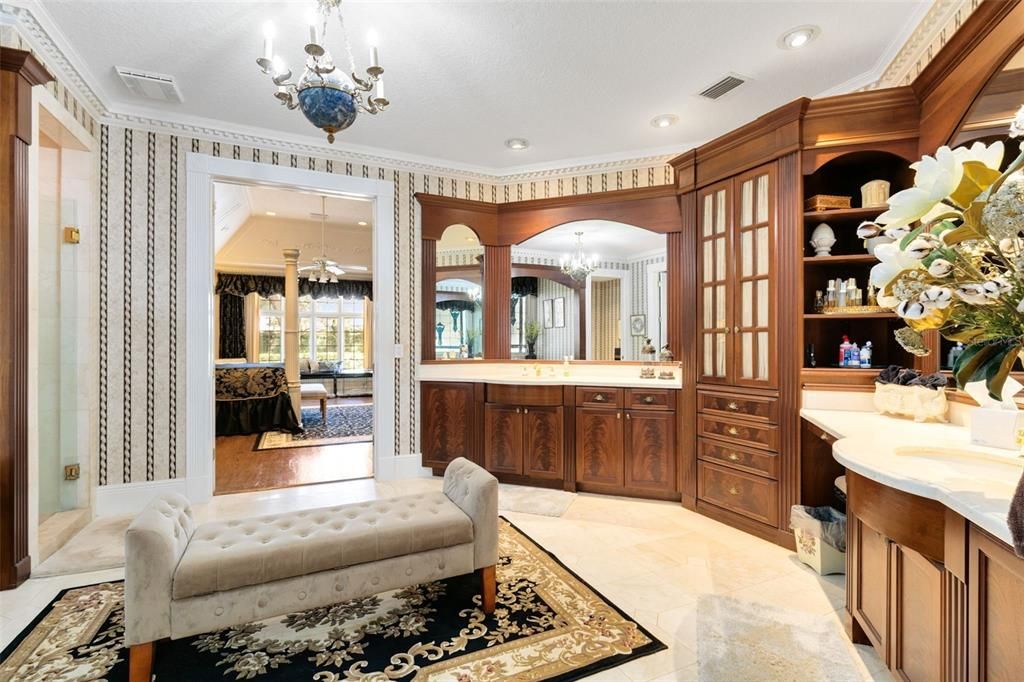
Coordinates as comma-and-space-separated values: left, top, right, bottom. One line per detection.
298, 195, 369, 283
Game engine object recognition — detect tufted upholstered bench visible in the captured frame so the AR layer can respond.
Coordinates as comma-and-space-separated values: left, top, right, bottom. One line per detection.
123, 457, 497, 681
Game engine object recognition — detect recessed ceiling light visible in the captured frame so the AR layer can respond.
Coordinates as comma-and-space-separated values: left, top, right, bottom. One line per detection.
650, 114, 678, 129
505, 138, 529, 150
778, 25, 820, 50
265, 211, 277, 216
357, 221, 368, 226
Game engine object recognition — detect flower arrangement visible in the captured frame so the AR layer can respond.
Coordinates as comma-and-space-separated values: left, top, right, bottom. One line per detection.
865, 105, 1024, 401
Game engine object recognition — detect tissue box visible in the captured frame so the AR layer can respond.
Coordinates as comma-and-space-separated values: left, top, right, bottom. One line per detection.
970, 408, 1024, 451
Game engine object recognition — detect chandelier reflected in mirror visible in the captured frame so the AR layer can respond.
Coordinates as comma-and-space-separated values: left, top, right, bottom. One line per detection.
560, 231, 598, 282
256, 0, 389, 143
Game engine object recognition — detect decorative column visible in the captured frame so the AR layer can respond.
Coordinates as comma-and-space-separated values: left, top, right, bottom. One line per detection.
482, 245, 511, 359
1, 49, 53, 590
283, 249, 302, 425
421, 238, 436, 361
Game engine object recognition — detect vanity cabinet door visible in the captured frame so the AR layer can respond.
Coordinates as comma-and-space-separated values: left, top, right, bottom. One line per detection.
522, 406, 564, 480
851, 514, 891, 659
575, 407, 624, 487
968, 525, 1024, 682
731, 165, 775, 388
889, 544, 943, 682
624, 410, 676, 493
421, 382, 476, 469
484, 404, 523, 476
697, 180, 733, 384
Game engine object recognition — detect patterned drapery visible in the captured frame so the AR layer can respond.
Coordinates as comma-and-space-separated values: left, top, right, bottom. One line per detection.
218, 294, 246, 358
436, 300, 477, 314
216, 273, 373, 301
510, 277, 537, 326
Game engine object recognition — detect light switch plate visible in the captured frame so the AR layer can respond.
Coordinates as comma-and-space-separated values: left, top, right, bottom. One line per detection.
393, 343, 404, 358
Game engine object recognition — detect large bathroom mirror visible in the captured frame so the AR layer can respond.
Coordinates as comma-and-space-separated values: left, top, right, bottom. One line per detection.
953, 42, 1023, 149
511, 220, 667, 361
435, 224, 484, 359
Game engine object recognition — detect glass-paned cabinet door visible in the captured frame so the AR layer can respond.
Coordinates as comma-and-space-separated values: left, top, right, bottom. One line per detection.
697, 181, 732, 383
733, 163, 775, 387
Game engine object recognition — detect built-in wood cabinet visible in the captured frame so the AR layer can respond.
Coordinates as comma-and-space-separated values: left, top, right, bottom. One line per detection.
483, 402, 564, 480
696, 164, 776, 389
624, 409, 676, 492
420, 382, 477, 469
846, 470, 1024, 681
522, 406, 564, 480
483, 404, 524, 475
575, 406, 624, 488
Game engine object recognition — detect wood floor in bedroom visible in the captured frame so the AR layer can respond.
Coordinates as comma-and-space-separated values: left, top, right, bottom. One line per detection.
214, 397, 374, 495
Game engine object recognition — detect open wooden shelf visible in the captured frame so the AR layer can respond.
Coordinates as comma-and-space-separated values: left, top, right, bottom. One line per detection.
804, 206, 886, 222
804, 312, 895, 319
803, 254, 877, 265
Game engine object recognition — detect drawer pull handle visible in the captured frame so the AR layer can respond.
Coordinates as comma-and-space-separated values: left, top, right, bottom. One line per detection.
643, 396, 655, 404
726, 426, 739, 436
728, 486, 739, 496
524, 408, 529, 414
515, 407, 522, 414
616, 412, 621, 420
820, 433, 828, 441
594, 394, 606, 402
726, 401, 739, 411
728, 452, 740, 461
626, 413, 631, 420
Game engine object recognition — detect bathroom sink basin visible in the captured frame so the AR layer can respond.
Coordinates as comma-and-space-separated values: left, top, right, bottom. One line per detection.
893, 446, 1024, 469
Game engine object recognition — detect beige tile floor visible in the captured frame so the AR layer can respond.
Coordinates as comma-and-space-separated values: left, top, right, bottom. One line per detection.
0, 477, 889, 681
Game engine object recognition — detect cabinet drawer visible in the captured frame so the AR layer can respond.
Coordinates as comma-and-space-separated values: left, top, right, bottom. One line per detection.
626, 388, 675, 411
576, 387, 623, 409
699, 390, 777, 423
698, 461, 779, 527
697, 415, 778, 452
487, 383, 563, 406
698, 437, 778, 479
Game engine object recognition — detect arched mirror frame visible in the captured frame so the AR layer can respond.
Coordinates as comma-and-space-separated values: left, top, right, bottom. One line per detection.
418, 188, 684, 362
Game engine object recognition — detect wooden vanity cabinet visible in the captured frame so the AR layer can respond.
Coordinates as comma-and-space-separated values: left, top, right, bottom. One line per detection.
483, 403, 564, 480
575, 387, 677, 498
968, 525, 1024, 681
420, 382, 477, 469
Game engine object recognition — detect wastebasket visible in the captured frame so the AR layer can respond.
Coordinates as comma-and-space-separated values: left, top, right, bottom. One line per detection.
790, 505, 847, 575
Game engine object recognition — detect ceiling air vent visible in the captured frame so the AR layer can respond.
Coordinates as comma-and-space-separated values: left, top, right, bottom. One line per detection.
698, 74, 746, 101
115, 66, 184, 103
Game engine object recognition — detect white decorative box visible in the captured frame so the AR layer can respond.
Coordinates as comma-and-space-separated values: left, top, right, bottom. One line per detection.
969, 407, 1024, 451
873, 384, 948, 423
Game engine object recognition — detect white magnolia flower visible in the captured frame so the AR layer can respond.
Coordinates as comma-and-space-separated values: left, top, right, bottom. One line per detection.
928, 258, 954, 278
920, 286, 953, 310
870, 242, 921, 297
856, 221, 883, 239
896, 300, 927, 320
953, 140, 1005, 171
956, 283, 994, 305
877, 147, 961, 229
1010, 105, 1024, 139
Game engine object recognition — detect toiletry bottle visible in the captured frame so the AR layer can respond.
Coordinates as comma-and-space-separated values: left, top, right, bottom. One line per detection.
849, 342, 860, 367
825, 281, 836, 310
562, 356, 571, 377
837, 281, 848, 309
807, 343, 816, 368
839, 335, 851, 366
814, 290, 825, 313
860, 341, 872, 368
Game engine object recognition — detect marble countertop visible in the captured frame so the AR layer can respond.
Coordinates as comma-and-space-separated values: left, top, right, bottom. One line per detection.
801, 408, 1022, 547
418, 362, 682, 389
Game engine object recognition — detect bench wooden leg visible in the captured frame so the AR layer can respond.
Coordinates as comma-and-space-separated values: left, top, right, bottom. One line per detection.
129, 641, 154, 682
321, 397, 327, 421
479, 565, 496, 614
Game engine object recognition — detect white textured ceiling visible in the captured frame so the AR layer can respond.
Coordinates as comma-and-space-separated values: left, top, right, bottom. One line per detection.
40, 1, 928, 171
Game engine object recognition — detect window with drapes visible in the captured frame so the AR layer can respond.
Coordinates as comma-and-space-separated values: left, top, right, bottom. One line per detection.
258, 295, 367, 369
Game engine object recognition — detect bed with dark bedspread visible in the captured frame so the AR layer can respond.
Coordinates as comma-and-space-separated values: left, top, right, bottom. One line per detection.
215, 363, 301, 436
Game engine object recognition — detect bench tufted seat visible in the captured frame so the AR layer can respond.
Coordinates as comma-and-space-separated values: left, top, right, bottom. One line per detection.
172, 492, 473, 599
123, 457, 498, 682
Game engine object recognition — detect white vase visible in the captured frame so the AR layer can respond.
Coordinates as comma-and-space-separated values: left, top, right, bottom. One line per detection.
810, 223, 836, 257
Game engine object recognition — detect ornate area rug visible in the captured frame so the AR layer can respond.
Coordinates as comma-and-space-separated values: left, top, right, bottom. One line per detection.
257, 404, 373, 451
0, 519, 663, 681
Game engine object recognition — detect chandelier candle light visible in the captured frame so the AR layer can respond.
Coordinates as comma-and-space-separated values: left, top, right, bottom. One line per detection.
257, 0, 388, 143
561, 231, 598, 282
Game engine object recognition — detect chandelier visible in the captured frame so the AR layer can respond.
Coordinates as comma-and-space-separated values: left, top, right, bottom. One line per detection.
560, 231, 598, 282
298, 196, 368, 283
256, 0, 388, 143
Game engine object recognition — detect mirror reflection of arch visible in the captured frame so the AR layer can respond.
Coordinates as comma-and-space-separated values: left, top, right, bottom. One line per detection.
435, 224, 484, 359
512, 220, 667, 361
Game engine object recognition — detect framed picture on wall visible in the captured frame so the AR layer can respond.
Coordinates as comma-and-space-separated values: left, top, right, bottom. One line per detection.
542, 299, 554, 329
553, 297, 565, 328
630, 313, 647, 337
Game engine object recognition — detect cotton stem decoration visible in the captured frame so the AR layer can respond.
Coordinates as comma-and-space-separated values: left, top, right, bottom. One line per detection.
869, 105, 1024, 401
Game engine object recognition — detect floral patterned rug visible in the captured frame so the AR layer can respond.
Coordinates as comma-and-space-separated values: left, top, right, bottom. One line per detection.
0, 519, 663, 681
256, 404, 373, 451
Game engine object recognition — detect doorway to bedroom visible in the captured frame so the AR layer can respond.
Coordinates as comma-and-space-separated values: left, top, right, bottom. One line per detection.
212, 184, 374, 494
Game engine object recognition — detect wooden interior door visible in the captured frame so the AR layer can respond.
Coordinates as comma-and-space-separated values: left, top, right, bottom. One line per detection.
697, 180, 733, 384
624, 410, 676, 492
484, 404, 524, 475
523, 406, 564, 480
420, 382, 476, 469
731, 163, 776, 388
575, 407, 624, 487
